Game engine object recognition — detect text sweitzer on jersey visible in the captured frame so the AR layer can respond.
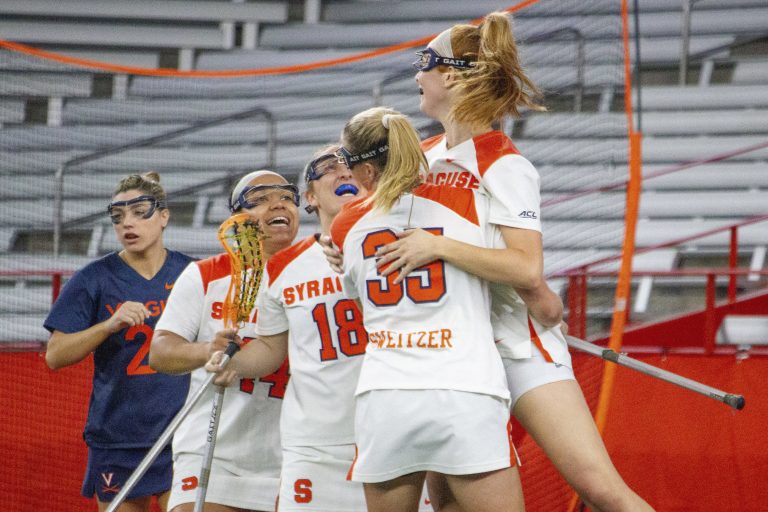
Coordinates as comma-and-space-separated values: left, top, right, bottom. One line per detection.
368, 328, 453, 350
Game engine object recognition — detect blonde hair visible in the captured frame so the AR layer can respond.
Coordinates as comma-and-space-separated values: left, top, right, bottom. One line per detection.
342, 107, 426, 212
112, 171, 166, 203
446, 12, 545, 126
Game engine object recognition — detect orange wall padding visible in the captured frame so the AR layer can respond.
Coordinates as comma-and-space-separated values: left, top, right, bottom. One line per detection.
5, 351, 762, 510
602, 353, 768, 511
1, 352, 94, 511
1, 352, 164, 512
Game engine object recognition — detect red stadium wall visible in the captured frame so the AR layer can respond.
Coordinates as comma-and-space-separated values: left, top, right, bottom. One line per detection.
2, 350, 764, 511
0, 353, 162, 512
601, 352, 768, 511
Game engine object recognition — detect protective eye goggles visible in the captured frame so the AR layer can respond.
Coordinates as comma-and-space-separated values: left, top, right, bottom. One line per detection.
107, 195, 165, 224
231, 184, 300, 212
412, 47, 475, 72
304, 153, 348, 183
335, 144, 389, 169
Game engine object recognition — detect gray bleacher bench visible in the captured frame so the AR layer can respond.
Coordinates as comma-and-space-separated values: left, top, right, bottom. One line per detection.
0, 313, 49, 344
717, 315, 768, 346
523, 110, 768, 138
0, 98, 25, 123
0, 0, 288, 23
0, 0, 288, 52
0, 71, 92, 98
732, 59, 768, 86
61, 94, 417, 124
636, 85, 768, 110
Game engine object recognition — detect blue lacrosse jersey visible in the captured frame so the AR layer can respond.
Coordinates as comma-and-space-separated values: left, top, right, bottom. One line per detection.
44, 250, 194, 449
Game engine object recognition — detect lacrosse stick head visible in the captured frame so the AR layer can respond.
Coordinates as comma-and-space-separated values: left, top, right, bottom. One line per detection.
217, 212, 266, 329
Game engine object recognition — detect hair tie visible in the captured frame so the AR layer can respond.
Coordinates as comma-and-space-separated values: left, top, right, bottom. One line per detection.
381, 114, 393, 129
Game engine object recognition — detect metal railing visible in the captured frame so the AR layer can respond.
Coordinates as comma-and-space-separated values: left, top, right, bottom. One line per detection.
554, 215, 768, 340
52, 106, 276, 257
372, 26, 586, 112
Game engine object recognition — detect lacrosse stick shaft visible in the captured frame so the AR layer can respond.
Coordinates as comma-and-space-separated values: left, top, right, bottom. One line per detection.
193, 384, 226, 512
105, 372, 217, 512
565, 335, 745, 410
192, 341, 240, 512
106, 342, 241, 512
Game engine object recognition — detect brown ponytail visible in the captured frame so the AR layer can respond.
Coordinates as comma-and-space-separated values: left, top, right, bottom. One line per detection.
448, 12, 545, 127
112, 171, 167, 203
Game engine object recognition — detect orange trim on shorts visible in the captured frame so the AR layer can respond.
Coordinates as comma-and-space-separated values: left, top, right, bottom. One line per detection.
346, 445, 359, 481
507, 418, 520, 467
527, 316, 554, 363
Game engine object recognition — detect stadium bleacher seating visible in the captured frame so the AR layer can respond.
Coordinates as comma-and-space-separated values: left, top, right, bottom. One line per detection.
0, 0, 766, 343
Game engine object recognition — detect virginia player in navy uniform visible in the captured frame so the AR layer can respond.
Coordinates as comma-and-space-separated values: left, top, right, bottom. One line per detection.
44, 172, 194, 512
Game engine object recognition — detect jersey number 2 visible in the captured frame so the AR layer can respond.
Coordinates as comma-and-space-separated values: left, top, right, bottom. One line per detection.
124, 324, 156, 376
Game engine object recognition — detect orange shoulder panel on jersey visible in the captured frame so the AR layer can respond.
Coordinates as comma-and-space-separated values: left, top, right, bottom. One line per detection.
266, 235, 317, 286
330, 195, 374, 252
474, 131, 521, 178
414, 183, 479, 226
420, 133, 444, 152
195, 253, 231, 294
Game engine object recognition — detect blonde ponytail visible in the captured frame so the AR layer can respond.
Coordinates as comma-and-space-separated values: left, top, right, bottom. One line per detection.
369, 114, 425, 212
342, 107, 425, 213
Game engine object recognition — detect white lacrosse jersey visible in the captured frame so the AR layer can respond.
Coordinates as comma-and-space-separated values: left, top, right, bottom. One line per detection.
330, 184, 509, 402
256, 234, 367, 447
155, 253, 283, 478
422, 131, 570, 366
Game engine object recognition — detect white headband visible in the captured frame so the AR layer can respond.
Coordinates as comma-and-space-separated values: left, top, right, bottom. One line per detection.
428, 28, 455, 59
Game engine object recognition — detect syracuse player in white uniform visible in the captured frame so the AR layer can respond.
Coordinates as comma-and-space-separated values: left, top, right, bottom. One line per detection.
151, 170, 299, 512
205, 146, 433, 512
372, 13, 654, 511
420, 130, 574, 397
329, 107, 524, 512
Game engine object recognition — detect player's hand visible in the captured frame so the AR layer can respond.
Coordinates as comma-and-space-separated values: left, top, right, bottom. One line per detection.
209, 328, 241, 359
105, 301, 150, 333
319, 235, 344, 274
204, 350, 240, 387
376, 229, 441, 284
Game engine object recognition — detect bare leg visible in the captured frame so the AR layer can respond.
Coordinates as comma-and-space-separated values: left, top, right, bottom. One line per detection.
514, 379, 654, 512
364, 472, 426, 512
98, 497, 152, 512
425, 473, 460, 512
170, 503, 253, 511
444, 467, 524, 512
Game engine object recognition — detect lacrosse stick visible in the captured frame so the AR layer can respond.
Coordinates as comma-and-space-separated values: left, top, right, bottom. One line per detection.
565, 335, 745, 410
193, 212, 266, 512
106, 213, 264, 512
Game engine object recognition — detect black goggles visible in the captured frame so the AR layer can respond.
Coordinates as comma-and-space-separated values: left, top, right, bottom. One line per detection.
335, 145, 389, 169
304, 153, 348, 183
107, 195, 165, 224
231, 184, 300, 212
412, 47, 475, 72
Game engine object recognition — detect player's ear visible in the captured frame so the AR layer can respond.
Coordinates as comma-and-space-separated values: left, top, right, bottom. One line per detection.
442, 67, 456, 86
160, 207, 170, 229
305, 189, 319, 210
362, 162, 378, 187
